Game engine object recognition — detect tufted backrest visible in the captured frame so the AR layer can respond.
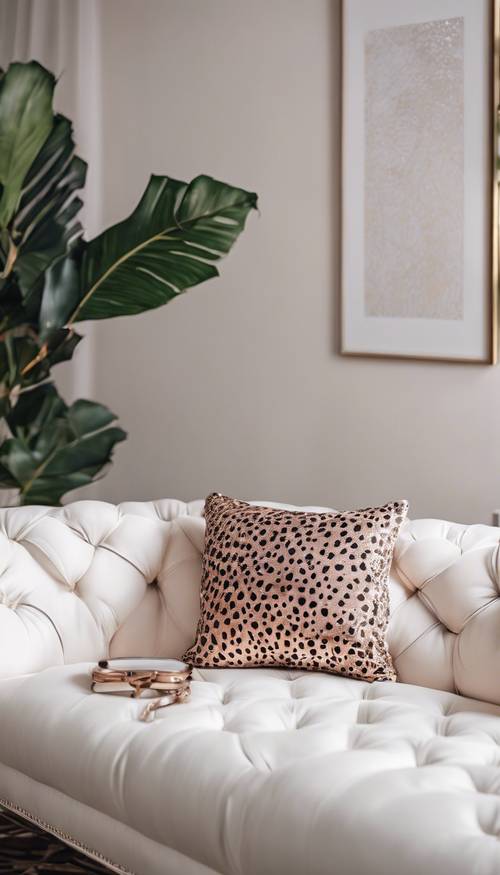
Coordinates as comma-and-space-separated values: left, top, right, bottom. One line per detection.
0, 498, 499, 707
0, 499, 204, 678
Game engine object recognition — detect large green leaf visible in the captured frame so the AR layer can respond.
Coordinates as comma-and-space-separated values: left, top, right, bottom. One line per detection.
2, 383, 126, 505
38, 251, 81, 339
0, 62, 55, 228
69, 174, 257, 322
13, 114, 87, 299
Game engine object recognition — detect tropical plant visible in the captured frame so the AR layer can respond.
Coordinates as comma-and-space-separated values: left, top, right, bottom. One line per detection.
0, 61, 257, 505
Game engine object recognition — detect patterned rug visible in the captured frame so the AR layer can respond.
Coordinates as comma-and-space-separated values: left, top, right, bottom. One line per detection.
0, 807, 111, 874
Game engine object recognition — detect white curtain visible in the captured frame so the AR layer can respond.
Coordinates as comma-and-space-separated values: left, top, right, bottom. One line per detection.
0, 0, 102, 402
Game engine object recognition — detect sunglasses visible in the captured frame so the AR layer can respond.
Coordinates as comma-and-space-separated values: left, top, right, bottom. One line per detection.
91, 658, 192, 721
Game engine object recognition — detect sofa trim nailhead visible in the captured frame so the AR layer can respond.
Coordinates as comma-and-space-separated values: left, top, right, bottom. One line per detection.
0, 797, 135, 875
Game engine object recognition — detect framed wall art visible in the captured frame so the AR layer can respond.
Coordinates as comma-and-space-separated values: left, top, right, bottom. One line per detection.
341, 0, 498, 363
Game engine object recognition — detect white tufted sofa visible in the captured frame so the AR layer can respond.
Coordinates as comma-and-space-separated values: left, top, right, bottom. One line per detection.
1, 498, 500, 875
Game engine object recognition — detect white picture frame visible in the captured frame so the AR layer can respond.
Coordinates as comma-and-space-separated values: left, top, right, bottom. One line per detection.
341, 0, 497, 363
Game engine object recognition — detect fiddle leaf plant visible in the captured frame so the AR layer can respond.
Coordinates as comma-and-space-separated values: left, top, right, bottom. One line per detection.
0, 61, 257, 506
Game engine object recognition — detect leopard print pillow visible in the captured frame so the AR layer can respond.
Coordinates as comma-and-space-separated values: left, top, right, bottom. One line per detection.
184, 494, 408, 681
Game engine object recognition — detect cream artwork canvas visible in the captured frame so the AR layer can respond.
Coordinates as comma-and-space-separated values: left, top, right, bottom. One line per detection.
341, 0, 496, 363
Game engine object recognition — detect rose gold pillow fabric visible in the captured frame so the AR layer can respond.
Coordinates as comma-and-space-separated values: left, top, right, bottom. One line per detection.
184, 494, 408, 681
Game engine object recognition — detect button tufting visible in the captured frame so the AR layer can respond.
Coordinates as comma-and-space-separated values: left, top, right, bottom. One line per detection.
0, 592, 20, 610
478, 822, 500, 839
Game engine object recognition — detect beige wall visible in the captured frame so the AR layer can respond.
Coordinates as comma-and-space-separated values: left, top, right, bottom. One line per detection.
83, 0, 500, 523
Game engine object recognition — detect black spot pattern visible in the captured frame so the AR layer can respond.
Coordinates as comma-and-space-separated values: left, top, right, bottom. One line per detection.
184, 494, 408, 682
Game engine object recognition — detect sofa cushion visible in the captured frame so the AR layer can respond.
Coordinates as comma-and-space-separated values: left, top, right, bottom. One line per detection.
1, 664, 500, 875
185, 494, 407, 681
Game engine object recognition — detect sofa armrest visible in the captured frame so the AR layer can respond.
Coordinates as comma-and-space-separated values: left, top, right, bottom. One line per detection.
387, 517, 500, 706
